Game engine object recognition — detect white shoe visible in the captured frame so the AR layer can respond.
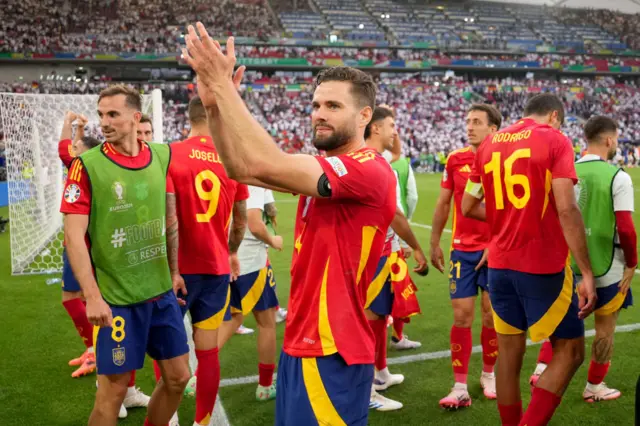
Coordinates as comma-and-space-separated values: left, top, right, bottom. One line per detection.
583, 382, 622, 402
118, 404, 127, 419
373, 367, 404, 391
480, 372, 497, 400
439, 384, 472, 410
276, 308, 288, 324
390, 335, 422, 350
369, 388, 403, 411
123, 386, 151, 408
170, 412, 180, 426
235, 324, 255, 335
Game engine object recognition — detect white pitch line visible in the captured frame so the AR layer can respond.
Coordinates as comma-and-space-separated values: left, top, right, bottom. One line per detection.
219, 323, 640, 388
410, 221, 452, 233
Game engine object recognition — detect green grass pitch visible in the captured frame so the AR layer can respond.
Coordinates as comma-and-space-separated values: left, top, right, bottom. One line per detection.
0, 170, 638, 425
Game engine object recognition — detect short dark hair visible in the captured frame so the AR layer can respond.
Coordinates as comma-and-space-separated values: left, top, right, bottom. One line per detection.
188, 96, 207, 124
98, 84, 142, 111
584, 115, 618, 143
315, 66, 377, 109
468, 104, 502, 129
81, 136, 101, 150
523, 93, 565, 125
139, 114, 153, 128
364, 107, 394, 140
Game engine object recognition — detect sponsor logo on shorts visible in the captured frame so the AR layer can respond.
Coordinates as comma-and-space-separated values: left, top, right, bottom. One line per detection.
112, 347, 126, 366
64, 184, 81, 203
326, 157, 348, 177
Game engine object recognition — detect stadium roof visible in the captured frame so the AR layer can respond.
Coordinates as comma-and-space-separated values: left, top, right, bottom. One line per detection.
484, 0, 640, 14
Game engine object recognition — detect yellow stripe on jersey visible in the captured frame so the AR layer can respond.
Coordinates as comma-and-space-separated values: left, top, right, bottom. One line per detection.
318, 258, 337, 355
194, 286, 231, 330
450, 206, 457, 252
92, 325, 100, 373
239, 267, 269, 316
528, 263, 574, 342
302, 358, 347, 426
595, 291, 626, 317
541, 169, 552, 219
356, 226, 377, 286
365, 258, 390, 309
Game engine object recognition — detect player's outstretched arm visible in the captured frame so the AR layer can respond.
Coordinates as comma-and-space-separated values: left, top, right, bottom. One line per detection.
430, 187, 452, 273
60, 111, 77, 141
553, 177, 596, 318
182, 23, 325, 197
64, 214, 113, 327
229, 200, 247, 255
391, 207, 428, 274
248, 209, 282, 251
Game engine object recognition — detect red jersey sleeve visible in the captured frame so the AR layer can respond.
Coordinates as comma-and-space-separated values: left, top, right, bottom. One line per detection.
60, 158, 92, 215
469, 149, 482, 184
58, 139, 75, 169
235, 183, 250, 202
441, 154, 454, 190
550, 133, 578, 183
316, 151, 389, 204
166, 173, 175, 194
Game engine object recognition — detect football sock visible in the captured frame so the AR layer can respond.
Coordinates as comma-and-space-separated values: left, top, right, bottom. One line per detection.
537, 340, 553, 365
153, 360, 162, 382
369, 318, 388, 371
587, 360, 610, 385
520, 387, 561, 426
62, 298, 94, 349
450, 326, 472, 385
128, 370, 136, 388
258, 363, 275, 387
498, 401, 523, 426
391, 318, 404, 343
143, 418, 167, 426
481, 326, 498, 373
195, 348, 220, 425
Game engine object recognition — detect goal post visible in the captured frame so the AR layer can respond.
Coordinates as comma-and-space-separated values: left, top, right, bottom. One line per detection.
0, 90, 163, 276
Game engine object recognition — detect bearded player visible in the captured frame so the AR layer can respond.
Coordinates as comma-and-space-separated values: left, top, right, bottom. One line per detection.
364, 106, 428, 411
62, 85, 190, 426
182, 25, 395, 425
431, 104, 502, 408
462, 93, 596, 425
164, 95, 249, 426
530, 116, 636, 403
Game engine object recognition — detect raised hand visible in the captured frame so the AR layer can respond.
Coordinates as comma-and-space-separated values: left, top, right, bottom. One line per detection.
181, 22, 246, 107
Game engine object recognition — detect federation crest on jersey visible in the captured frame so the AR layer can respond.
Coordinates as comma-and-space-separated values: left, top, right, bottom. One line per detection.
135, 182, 149, 201
112, 347, 126, 366
64, 184, 81, 203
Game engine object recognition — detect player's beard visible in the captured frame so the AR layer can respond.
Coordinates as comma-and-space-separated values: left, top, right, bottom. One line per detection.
608, 146, 616, 160
312, 124, 354, 152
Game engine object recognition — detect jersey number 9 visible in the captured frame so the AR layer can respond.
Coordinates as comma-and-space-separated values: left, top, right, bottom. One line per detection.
195, 170, 221, 222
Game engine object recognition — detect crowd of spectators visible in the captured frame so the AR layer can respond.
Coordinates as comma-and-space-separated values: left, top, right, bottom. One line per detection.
559, 8, 640, 51
2, 74, 640, 181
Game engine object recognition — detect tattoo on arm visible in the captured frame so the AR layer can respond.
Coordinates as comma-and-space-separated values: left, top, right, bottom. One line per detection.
264, 202, 277, 218
229, 200, 247, 254
166, 193, 179, 275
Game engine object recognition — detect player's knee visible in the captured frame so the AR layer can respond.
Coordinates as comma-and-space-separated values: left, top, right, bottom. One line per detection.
481, 311, 494, 329
562, 339, 585, 368
163, 367, 191, 394
452, 308, 474, 328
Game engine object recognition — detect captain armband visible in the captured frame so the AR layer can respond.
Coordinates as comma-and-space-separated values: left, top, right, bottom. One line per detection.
465, 179, 484, 199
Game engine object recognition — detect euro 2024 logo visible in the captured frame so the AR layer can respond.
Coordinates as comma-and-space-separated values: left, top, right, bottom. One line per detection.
112, 181, 126, 203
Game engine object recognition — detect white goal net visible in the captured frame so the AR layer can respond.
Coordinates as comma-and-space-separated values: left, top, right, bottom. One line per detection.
0, 90, 163, 275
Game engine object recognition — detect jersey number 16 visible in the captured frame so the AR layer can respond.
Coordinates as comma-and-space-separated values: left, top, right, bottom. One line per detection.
483, 149, 531, 210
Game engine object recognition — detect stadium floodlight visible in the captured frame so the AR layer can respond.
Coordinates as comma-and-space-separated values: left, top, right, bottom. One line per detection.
359, 23, 364, 29
0, 89, 163, 275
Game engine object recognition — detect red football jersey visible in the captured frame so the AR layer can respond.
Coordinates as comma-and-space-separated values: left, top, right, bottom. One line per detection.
60, 142, 151, 215
166, 136, 249, 276
59, 139, 75, 169
287, 147, 396, 365
441, 147, 490, 252
469, 118, 577, 274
